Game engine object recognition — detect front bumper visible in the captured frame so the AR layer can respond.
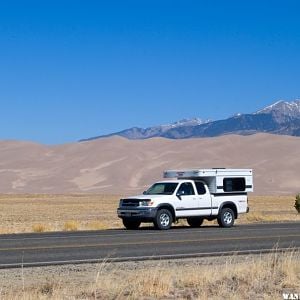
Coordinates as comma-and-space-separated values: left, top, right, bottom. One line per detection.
117, 207, 157, 221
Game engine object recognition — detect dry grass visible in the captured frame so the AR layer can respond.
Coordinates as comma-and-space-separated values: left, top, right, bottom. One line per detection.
0, 194, 299, 234
239, 195, 300, 224
86, 220, 108, 230
63, 220, 79, 231
0, 194, 121, 234
32, 224, 49, 233
0, 250, 299, 299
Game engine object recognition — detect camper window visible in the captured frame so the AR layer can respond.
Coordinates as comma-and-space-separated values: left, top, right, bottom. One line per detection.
223, 178, 246, 192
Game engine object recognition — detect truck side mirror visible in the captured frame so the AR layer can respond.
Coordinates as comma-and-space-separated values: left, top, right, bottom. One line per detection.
143, 191, 147, 195
176, 193, 182, 200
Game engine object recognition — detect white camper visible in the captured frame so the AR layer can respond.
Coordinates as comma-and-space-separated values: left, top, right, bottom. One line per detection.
163, 168, 253, 194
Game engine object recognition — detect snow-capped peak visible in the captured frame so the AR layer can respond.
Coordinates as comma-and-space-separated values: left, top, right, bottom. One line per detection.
232, 113, 242, 118
255, 100, 300, 120
158, 118, 211, 130
169, 118, 210, 127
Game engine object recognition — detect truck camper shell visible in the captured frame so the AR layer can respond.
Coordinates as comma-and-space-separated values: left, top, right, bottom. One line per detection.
163, 168, 253, 194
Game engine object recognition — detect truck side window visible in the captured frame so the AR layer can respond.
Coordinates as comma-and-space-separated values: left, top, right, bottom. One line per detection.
195, 182, 206, 195
177, 182, 195, 195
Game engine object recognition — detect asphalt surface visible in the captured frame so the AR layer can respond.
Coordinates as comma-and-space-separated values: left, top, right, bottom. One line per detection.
0, 222, 299, 269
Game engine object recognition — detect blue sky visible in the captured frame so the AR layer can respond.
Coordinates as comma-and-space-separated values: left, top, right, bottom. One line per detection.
0, 1, 300, 144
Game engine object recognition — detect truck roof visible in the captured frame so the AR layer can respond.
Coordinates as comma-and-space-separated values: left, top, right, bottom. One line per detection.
155, 179, 197, 183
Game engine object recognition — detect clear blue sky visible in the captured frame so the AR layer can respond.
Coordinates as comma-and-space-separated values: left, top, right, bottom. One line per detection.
1, 1, 300, 144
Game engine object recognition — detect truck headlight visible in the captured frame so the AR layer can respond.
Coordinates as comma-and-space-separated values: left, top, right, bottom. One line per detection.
139, 200, 153, 207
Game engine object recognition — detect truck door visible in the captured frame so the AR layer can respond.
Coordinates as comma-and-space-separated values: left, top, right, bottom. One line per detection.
175, 182, 200, 217
194, 181, 212, 216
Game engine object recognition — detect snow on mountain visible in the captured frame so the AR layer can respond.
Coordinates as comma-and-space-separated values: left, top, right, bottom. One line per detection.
255, 100, 300, 122
155, 118, 211, 130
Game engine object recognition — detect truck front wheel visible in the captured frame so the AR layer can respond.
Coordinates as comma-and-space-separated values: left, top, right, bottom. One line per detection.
187, 217, 204, 228
122, 218, 141, 230
154, 209, 173, 230
217, 208, 235, 228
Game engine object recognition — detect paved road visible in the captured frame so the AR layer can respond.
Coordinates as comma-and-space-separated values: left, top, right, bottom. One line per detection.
0, 222, 299, 268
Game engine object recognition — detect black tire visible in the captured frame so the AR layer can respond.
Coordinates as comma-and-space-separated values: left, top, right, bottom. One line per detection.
217, 208, 235, 228
187, 217, 204, 228
154, 209, 173, 230
122, 218, 141, 230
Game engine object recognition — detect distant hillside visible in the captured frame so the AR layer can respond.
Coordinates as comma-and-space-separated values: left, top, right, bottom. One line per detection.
0, 134, 300, 195
80, 100, 300, 141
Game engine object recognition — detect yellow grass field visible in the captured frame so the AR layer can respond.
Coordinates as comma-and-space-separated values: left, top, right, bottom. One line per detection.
0, 194, 120, 234
0, 194, 299, 234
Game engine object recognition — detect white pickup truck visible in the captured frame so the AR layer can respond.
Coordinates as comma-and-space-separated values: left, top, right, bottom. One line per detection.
117, 168, 253, 230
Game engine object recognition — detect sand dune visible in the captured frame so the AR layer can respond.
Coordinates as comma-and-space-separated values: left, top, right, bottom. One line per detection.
0, 134, 299, 195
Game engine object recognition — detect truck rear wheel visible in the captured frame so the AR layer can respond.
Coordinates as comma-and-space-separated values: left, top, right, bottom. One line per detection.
122, 218, 141, 230
217, 208, 235, 228
187, 217, 204, 228
154, 209, 173, 230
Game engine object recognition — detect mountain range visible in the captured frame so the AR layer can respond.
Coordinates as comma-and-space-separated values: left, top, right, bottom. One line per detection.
80, 100, 300, 141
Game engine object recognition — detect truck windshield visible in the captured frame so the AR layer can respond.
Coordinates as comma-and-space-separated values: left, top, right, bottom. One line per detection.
144, 182, 178, 195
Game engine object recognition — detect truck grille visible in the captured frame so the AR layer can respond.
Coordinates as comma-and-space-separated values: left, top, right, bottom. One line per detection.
121, 199, 140, 207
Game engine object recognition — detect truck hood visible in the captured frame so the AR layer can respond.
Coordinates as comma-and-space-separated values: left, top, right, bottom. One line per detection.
125, 194, 171, 200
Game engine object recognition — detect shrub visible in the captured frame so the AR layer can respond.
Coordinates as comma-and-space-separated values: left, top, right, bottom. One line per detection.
294, 194, 300, 213
32, 224, 47, 233
63, 220, 78, 231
